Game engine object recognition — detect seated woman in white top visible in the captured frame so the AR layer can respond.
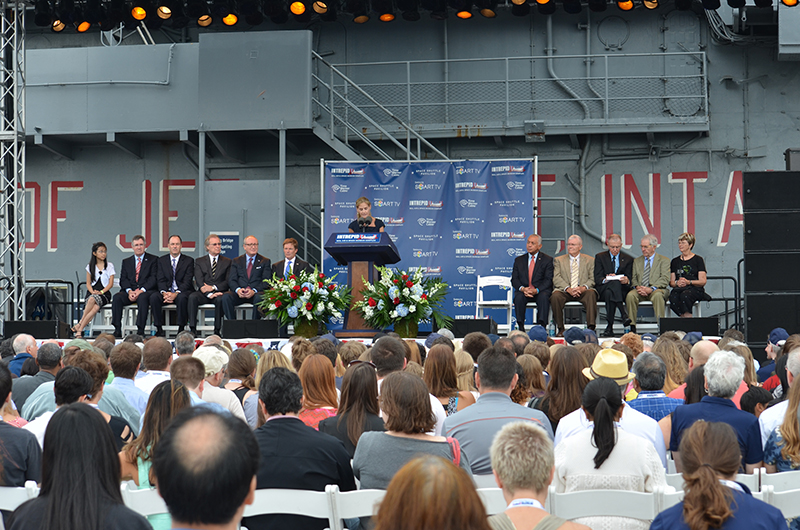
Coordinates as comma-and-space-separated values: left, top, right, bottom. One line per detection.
554, 377, 666, 530
73, 242, 115, 336
489, 421, 588, 530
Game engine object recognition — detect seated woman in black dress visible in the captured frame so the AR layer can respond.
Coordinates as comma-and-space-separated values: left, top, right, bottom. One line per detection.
669, 232, 707, 318
348, 196, 385, 233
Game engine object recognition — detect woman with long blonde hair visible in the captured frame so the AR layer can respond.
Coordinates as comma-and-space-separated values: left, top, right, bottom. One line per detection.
764, 368, 800, 477
652, 338, 687, 395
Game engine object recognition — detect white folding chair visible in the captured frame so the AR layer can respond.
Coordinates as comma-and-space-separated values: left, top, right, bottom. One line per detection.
475, 275, 513, 334
761, 485, 800, 519
735, 472, 760, 492
326, 484, 386, 530
547, 486, 660, 521
0, 481, 39, 530
665, 473, 684, 490
760, 468, 800, 493
473, 474, 498, 489
476, 487, 508, 516
242, 488, 333, 527
120, 480, 169, 518
657, 487, 685, 511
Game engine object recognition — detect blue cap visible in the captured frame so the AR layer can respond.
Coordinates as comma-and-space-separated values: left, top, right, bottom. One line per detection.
642, 333, 658, 343
488, 333, 500, 345
564, 327, 585, 345
527, 325, 548, 343
683, 331, 703, 345
583, 329, 598, 345
770, 327, 790, 346
425, 333, 442, 349
320, 333, 339, 347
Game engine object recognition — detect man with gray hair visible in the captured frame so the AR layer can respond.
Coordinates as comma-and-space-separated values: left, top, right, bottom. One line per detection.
7, 334, 38, 377
12, 342, 62, 411
549, 234, 597, 337
628, 352, 682, 421
174, 331, 196, 356
626, 234, 670, 333
759, 347, 800, 449
670, 350, 763, 473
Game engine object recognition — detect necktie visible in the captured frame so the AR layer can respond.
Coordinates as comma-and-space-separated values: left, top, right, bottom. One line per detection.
211, 257, 217, 278
613, 255, 618, 274
528, 254, 536, 287
643, 258, 651, 287
247, 257, 253, 278
285, 260, 291, 278
135, 257, 141, 282
570, 258, 579, 288
171, 258, 178, 291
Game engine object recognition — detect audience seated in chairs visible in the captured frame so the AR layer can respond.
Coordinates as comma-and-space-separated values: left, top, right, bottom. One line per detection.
424, 344, 476, 416
530, 346, 588, 434
651, 420, 785, 530
489, 421, 588, 530
298, 354, 339, 430
8, 403, 151, 530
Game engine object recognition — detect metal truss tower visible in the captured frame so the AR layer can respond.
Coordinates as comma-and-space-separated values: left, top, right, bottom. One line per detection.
0, 1, 24, 324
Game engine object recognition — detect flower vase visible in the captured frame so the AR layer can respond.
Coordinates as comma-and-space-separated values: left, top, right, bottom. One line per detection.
293, 319, 320, 338
394, 319, 419, 339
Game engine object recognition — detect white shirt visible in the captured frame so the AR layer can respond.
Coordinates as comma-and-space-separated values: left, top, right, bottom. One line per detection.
85, 262, 116, 289
759, 399, 789, 450
377, 377, 446, 436
554, 403, 667, 468
22, 410, 55, 448
202, 384, 247, 422
134, 370, 171, 396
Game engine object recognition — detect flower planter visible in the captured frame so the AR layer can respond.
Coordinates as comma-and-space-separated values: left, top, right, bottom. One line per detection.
294, 319, 321, 338
394, 319, 418, 339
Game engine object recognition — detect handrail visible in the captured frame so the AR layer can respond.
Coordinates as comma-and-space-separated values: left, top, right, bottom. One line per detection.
286, 200, 321, 265
705, 275, 743, 331
313, 51, 450, 161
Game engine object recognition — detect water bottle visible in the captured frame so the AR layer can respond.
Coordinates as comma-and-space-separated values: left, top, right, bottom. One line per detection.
548, 319, 556, 337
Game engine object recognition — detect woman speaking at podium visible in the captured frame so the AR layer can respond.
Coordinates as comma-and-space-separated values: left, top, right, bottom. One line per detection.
348, 197, 385, 233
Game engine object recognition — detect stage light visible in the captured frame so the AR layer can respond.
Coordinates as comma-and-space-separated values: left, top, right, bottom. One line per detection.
156, 0, 174, 19
456, 6, 472, 16
511, 2, 530, 14
643, 0, 658, 9
74, 8, 91, 30
313, 0, 328, 12
563, 0, 581, 13
373, 0, 395, 20
101, 0, 125, 29
131, 0, 149, 20
263, 0, 288, 21
186, 0, 212, 24
783, 0, 798, 5
239, 0, 264, 23
289, 0, 306, 13
427, 0, 448, 18
512, 0, 526, 6
474, 0, 497, 16
616, 0, 633, 10
588, 0, 607, 11
537, 0, 555, 12
51, 0, 74, 31
753, 0, 772, 7
34, 0, 54, 27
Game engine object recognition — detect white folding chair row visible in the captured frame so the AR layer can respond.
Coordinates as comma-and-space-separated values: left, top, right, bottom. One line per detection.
548, 486, 687, 521
667, 471, 760, 492
759, 468, 800, 493
759, 485, 800, 519
0, 482, 41, 530
120, 481, 169, 518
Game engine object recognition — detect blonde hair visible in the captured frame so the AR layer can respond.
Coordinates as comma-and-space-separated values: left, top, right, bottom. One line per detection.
454, 349, 476, 392
490, 422, 554, 494
780, 371, 800, 466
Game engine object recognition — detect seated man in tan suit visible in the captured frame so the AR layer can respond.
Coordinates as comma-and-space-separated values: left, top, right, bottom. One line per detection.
626, 234, 670, 333
549, 235, 597, 337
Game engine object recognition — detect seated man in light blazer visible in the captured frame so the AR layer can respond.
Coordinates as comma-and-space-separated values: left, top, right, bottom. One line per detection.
549, 235, 597, 337
626, 233, 670, 333
221, 235, 271, 322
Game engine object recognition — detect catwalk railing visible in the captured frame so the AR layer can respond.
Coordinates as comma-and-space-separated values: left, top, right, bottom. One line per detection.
314, 52, 709, 141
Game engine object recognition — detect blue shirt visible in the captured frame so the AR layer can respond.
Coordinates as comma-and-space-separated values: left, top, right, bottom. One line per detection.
670, 396, 763, 467
757, 360, 775, 383
109, 377, 149, 416
650, 484, 786, 530
627, 390, 682, 422
8, 352, 33, 377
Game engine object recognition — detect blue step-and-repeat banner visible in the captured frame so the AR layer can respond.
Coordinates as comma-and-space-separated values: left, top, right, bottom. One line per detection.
323, 160, 534, 332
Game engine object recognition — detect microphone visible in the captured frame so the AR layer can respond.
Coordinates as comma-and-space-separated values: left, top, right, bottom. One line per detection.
358, 216, 373, 232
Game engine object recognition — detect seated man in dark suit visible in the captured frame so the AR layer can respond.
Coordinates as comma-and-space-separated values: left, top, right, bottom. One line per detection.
150, 234, 195, 337
241, 367, 356, 530
221, 236, 271, 323
111, 235, 158, 337
188, 234, 232, 336
511, 234, 554, 332
272, 237, 313, 279
593, 233, 633, 337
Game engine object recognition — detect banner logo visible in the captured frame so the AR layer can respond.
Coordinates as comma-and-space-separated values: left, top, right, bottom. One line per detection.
417, 218, 436, 227
330, 168, 365, 176
506, 181, 526, 190
331, 184, 350, 193
499, 215, 526, 224
459, 199, 479, 208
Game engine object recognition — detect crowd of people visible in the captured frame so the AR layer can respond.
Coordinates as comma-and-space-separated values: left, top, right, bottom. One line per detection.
0, 321, 797, 530
513, 232, 708, 337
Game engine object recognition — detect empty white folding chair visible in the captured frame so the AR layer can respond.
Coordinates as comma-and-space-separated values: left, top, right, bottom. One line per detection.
120, 480, 169, 518
477, 487, 510, 516
0, 481, 40, 530
326, 484, 386, 530
761, 485, 800, 519
657, 487, 685, 511
665, 473, 684, 490
474, 275, 513, 334
547, 486, 660, 521
760, 468, 800, 493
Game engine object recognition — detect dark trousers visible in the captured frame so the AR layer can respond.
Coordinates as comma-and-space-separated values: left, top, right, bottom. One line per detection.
550, 289, 598, 331
669, 287, 704, 316
598, 281, 629, 329
188, 291, 224, 332
221, 291, 265, 320
150, 291, 191, 330
513, 289, 551, 330
111, 291, 154, 334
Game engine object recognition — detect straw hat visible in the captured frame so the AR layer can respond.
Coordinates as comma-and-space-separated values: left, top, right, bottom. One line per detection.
582, 348, 635, 385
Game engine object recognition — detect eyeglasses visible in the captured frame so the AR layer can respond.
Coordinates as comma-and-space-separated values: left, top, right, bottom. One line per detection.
348, 360, 376, 369
244, 243, 258, 247
209, 242, 221, 246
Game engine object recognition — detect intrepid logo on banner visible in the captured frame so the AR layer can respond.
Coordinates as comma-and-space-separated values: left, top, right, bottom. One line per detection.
455, 182, 488, 192
409, 266, 443, 275
335, 234, 380, 243
491, 231, 527, 241
385, 217, 405, 225
455, 248, 491, 258
409, 200, 443, 209
330, 167, 365, 176
491, 165, 526, 176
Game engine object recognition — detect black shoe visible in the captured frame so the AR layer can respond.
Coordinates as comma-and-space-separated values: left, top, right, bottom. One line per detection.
189, 327, 198, 336
601, 327, 614, 338
113, 328, 122, 339
137, 328, 146, 336
630, 324, 637, 334
213, 329, 221, 337
623, 318, 632, 328
154, 327, 165, 337
588, 325, 596, 331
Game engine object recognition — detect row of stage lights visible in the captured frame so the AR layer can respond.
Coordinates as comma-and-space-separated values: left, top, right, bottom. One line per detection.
33, 0, 796, 31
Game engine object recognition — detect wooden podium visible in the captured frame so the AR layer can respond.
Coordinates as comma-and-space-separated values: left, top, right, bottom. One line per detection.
324, 232, 401, 338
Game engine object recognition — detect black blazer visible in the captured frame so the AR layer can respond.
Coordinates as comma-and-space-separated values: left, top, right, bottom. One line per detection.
118, 252, 158, 292
593, 250, 634, 294
511, 252, 554, 294
194, 254, 232, 293
229, 253, 272, 292
156, 254, 195, 293
272, 258, 313, 278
